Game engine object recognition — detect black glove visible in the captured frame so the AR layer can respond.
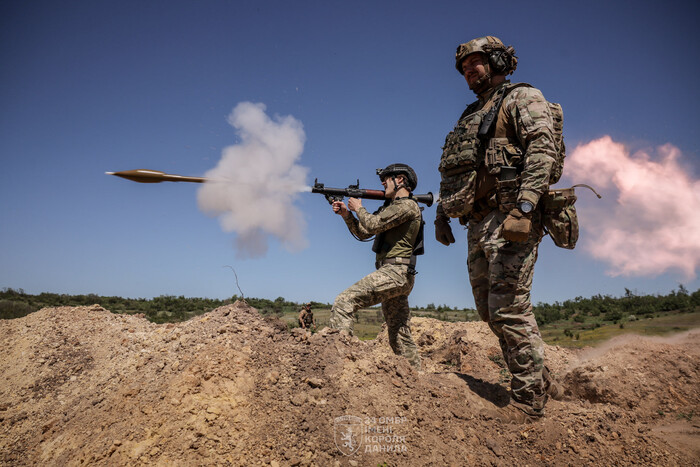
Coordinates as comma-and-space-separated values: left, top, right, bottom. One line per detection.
435, 216, 456, 246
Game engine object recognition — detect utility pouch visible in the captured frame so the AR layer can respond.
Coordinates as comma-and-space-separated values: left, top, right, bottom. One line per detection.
485, 138, 523, 175
485, 138, 506, 175
496, 166, 519, 213
540, 187, 579, 249
439, 170, 477, 218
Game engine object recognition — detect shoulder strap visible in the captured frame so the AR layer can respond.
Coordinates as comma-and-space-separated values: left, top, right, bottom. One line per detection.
478, 83, 532, 140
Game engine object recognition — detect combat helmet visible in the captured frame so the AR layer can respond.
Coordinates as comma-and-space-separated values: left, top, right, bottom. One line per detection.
455, 36, 518, 76
376, 164, 418, 191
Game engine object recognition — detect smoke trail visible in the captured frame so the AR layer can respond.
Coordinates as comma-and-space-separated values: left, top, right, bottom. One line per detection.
197, 102, 310, 258
564, 136, 700, 279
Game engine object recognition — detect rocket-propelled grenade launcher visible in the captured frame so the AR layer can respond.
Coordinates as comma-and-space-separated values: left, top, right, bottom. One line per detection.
312, 178, 433, 207
107, 170, 434, 207
106, 169, 206, 184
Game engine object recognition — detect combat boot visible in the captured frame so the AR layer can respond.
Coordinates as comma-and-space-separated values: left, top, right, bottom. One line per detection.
543, 366, 565, 401
480, 400, 543, 424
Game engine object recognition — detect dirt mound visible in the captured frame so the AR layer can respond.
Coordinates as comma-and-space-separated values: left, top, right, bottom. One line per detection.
1, 303, 698, 466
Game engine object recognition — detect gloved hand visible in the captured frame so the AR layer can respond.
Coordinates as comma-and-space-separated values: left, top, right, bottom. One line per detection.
502, 209, 531, 242
435, 216, 456, 246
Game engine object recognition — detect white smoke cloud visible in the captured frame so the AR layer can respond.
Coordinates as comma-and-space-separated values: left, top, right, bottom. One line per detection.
197, 102, 310, 258
564, 136, 700, 279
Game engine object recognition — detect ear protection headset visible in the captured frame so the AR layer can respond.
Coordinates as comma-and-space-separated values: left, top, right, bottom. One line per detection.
487, 46, 517, 75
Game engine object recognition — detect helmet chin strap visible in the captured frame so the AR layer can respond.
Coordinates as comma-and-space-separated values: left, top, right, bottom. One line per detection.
470, 61, 493, 94
471, 72, 491, 92
474, 73, 491, 88
389, 175, 409, 193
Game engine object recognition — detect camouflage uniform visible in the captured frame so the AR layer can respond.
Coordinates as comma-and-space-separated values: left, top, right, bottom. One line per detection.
329, 198, 422, 369
467, 207, 547, 410
298, 307, 315, 330
440, 81, 557, 413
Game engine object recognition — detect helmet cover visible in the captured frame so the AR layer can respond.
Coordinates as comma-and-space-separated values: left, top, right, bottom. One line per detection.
376, 164, 418, 191
455, 36, 517, 75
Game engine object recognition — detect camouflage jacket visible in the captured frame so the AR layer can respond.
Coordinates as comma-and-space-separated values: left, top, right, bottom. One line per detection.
492, 82, 557, 206
343, 197, 421, 262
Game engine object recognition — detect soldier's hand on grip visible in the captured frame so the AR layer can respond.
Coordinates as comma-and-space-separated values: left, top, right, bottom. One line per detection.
332, 201, 349, 218
435, 216, 456, 246
502, 209, 531, 242
346, 197, 362, 212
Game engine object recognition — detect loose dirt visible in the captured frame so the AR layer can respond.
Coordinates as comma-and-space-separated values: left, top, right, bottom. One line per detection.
1, 302, 698, 465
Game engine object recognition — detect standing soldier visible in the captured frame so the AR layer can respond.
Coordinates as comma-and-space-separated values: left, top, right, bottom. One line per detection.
329, 164, 423, 370
298, 303, 316, 331
434, 36, 562, 422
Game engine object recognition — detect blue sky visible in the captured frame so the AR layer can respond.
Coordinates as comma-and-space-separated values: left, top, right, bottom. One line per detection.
2, 0, 699, 308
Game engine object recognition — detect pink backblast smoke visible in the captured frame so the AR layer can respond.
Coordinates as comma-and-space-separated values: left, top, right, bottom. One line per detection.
564, 136, 700, 279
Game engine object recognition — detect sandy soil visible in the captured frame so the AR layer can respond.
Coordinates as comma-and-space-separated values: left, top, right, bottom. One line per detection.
1, 302, 698, 466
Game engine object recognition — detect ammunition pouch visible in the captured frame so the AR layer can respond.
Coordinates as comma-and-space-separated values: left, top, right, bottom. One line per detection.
440, 101, 483, 173
485, 138, 523, 175
439, 133, 479, 174
438, 104, 484, 220
496, 177, 519, 213
540, 187, 579, 249
483, 138, 522, 213
438, 169, 477, 218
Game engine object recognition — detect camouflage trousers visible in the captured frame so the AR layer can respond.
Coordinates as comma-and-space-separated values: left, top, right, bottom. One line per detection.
329, 264, 421, 369
467, 209, 546, 411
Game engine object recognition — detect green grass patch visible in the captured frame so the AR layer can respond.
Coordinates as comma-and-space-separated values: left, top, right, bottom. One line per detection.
540, 311, 700, 348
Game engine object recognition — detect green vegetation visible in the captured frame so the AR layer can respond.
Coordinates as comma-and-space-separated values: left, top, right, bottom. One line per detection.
533, 285, 698, 325
2, 286, 699, 347
541, 311, 700, 348
534, 285, 700, 347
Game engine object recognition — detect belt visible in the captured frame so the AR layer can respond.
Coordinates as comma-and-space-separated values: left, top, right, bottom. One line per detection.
375, 256, 417, 273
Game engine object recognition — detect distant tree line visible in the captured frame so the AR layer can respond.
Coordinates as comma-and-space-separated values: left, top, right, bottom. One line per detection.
2, 286, 698, 325
532, 285, 699, 325
421, 303, 462, 312
0, 288, 330, 324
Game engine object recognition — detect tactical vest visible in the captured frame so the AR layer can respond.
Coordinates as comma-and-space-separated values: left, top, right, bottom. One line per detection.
371, 198, 424, 263
438, 83, 565, 219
